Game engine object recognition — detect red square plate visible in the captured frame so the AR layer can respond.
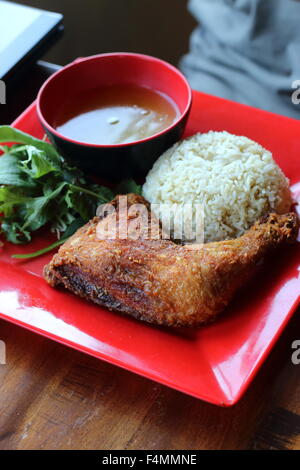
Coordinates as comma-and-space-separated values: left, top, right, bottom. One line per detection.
0, 92, 299, 406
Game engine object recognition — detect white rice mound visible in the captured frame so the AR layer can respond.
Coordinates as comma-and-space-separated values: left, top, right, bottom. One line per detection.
142, 131, 292, 242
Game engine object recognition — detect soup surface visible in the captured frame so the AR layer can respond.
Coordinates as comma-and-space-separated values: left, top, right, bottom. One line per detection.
55, 84, 179, 145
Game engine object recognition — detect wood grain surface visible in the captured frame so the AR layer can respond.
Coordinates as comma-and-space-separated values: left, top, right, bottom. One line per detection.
0, 310, 299, 450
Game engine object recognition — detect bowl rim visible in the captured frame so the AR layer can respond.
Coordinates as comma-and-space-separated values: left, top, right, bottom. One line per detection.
36, 52, 192, 149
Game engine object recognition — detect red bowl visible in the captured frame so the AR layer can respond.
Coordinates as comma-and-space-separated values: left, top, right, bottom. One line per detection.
37, 53, 192, 181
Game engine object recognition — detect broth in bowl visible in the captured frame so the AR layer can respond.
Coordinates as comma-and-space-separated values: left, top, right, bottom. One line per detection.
55, 84, 179, 145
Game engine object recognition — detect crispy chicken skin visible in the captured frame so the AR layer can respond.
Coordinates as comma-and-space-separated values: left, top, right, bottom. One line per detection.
44, 194, 299, 327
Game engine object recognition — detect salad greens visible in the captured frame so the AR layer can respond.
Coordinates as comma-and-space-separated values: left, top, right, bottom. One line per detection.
0, 126, 141, 259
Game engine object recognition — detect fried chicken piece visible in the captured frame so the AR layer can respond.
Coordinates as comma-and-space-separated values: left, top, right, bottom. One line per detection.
44, 194, 299, 327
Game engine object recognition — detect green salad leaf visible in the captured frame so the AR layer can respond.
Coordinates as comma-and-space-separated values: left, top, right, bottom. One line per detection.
12, 217, 86, 259
0, 126, 143, 258
115, 178, 143, 195
0, 126, 61, 162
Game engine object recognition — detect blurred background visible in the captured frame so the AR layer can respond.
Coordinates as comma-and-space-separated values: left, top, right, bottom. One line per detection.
15, 0, 196, 66
3, 0, 300, 120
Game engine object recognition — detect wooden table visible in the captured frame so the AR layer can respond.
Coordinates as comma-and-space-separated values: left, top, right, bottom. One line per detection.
0, 63, 299, 451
